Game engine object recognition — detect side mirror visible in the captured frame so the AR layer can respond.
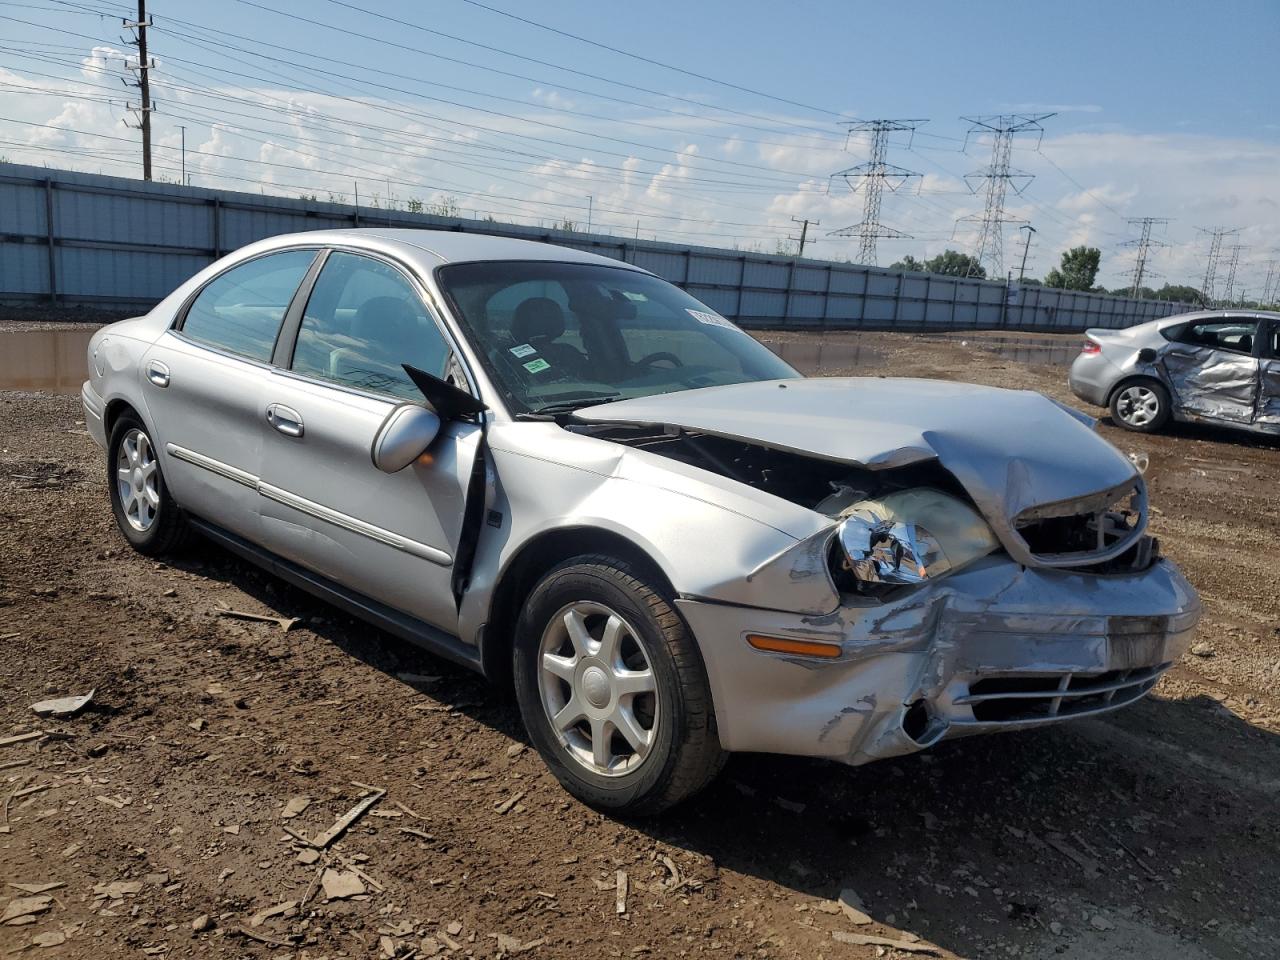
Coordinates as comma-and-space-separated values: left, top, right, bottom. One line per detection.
371, 403, 440, 473
1136, 347, 1158, 364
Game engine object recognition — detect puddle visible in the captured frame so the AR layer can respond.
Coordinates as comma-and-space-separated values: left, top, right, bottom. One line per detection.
925, 334, 1081, 366
0, 328, 97, 394
760, 332, 1080, 374
760, 338, 888, 375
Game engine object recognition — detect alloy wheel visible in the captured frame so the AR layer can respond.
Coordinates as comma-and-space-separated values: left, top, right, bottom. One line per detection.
1116, 385, 1160, 427
537, 601, 660, 777
116, 427, 160, 532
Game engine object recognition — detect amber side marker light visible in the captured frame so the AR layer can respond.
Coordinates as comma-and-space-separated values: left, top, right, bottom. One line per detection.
746, 634, 842, 659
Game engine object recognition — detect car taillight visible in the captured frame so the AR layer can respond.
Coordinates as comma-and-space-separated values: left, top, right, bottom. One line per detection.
1080, 340, 1101, 356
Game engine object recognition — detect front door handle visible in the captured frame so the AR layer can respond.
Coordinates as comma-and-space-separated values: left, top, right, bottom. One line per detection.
266, 403, 305, 438
146, 360, 170, 388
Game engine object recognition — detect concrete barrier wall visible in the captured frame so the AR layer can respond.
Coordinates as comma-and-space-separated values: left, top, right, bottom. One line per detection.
0, 163, 1195, 330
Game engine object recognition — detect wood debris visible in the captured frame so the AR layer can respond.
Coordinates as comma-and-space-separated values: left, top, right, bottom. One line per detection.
831, 931, 940, 954
248, 900, 298, 927
7, 882, 66, 894
0, 732, 43, 748
215, 604, 301, 632
320, 867, 366, 900
232, 925, 298, 947
304, 784, 386, 849
399, 827, 436, 842
1, 894, 53, 925
1046, 832, 1102, 878
494, 790, 525, 815
616, 870, 629, 915
95, 795, 130, 810
30, 689, 95, 718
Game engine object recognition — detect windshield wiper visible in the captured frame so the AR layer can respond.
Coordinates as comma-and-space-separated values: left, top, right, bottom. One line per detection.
517, 391, 623, 420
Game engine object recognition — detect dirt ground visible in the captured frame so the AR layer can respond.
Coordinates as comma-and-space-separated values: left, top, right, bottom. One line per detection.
2, 322, 1279, 960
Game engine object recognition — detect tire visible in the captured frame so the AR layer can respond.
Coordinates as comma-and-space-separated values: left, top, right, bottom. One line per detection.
1109, 379, 1171, 433
107, 413, 189, 556
513, 556, 726, 815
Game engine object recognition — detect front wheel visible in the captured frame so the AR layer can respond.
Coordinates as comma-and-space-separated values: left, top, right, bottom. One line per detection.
107, 414, 189, 555
513, 557, 725, 815
1110, 380, 1171, 433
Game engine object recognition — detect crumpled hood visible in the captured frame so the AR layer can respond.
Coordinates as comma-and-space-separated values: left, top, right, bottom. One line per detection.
577, 377, 1140, 558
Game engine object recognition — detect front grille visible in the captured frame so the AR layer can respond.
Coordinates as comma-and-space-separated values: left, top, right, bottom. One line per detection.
957, 664, 1168, 723
1014, 480, 1148, 568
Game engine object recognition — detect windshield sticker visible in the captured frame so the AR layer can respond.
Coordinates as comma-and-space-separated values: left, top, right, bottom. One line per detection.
509, 343, 537, 358
523, 358, 551, 374
687, 308, 735, 329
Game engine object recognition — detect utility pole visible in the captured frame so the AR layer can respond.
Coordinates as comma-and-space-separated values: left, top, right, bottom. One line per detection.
1122, 217, 1170, 298
178, 124, 186, 184
955, 113, 1053, 278
123, 0, 153, 180
1016, 224, 1036, 281
789, 217, 819, 256
1222, 243, 1246, 306
827, 119, 925, 266
1197, 226, 1238, 305
586, 195, 592, 234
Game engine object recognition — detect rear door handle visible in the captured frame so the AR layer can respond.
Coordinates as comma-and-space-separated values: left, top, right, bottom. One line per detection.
146, 360, 170, 388
266, 403, 305, 438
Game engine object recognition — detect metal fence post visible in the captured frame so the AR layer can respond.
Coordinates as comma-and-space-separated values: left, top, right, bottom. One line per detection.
44, 177, 57, 304
211, 197, 221, 261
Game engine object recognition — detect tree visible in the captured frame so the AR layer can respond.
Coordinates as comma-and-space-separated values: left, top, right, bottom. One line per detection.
889, 249, 985, 278
1153, 283, 1205, 305
1044, 246, 1101, 290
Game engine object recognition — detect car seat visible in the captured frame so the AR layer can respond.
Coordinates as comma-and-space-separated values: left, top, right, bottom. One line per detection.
510, 298, 589, 376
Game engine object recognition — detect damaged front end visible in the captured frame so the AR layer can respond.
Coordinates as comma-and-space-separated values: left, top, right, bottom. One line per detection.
569, 377, 1199, 765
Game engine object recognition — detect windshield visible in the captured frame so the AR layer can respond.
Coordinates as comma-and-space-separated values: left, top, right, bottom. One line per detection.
435, 260, 800, 415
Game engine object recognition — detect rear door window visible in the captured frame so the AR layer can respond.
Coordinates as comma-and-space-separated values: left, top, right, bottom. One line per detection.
290, 251, 451, 399
1175, 319, 1259, 355
181, 250, 316, 362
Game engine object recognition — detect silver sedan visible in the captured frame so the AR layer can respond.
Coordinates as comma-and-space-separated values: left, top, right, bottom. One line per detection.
83, 230, 1200, 813
1069, 309, 1280, 434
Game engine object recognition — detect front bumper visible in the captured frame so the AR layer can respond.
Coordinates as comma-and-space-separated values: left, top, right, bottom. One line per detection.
677, 555, 1199, 764
81, 380, 107, 449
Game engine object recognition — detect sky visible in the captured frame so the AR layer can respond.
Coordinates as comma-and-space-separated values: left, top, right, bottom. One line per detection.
1, 0, 1278, 294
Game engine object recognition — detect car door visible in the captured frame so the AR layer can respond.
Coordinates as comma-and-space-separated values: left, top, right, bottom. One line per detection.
1159, 317, 1259, 424
258, 249, 482, 634
1256, 320, 1280, 427
141, 248, 320, 541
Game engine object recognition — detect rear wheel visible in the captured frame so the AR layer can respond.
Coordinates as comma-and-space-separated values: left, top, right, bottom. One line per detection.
1110, 380, 1170, 433
107, 414, 189, 555
513, 556, 725, 815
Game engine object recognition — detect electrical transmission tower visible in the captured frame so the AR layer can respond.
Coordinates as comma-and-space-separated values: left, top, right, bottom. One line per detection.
122, 0, 154, 180
1121, 217, 1170, 298
955, 113, 1054, 278
1222, 244, 1246, 305
1262, 258, 1279, 305
827, 119, 926, 266
1197, 226, 1238, 305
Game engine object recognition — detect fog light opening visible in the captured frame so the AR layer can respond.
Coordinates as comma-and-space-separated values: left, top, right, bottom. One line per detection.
902, 699, 947, 747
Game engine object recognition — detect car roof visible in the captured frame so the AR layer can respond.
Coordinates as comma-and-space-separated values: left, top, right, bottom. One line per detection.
251, 228, 645, 272
1151, 308, 1280, 328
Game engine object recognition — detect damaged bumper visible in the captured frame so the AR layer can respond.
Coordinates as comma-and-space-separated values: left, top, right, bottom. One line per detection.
677, 555, 1199, 765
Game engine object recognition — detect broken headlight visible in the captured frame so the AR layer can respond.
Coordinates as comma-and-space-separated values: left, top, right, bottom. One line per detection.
835, 488, 1000, 589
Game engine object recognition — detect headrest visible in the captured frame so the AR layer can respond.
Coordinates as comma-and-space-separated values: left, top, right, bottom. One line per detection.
511, 297, 565, 343
353, 296, 416, 340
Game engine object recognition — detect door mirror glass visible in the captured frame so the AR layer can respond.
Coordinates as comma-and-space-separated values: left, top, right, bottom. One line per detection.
371, 404, 440, 473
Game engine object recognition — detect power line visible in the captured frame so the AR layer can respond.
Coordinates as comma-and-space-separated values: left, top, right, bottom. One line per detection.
448, 0, 842, 117
955, 113, 1054, 277
827, 119, 925, 266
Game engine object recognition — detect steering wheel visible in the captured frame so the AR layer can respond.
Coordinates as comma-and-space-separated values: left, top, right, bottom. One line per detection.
636, 351, 684, 368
